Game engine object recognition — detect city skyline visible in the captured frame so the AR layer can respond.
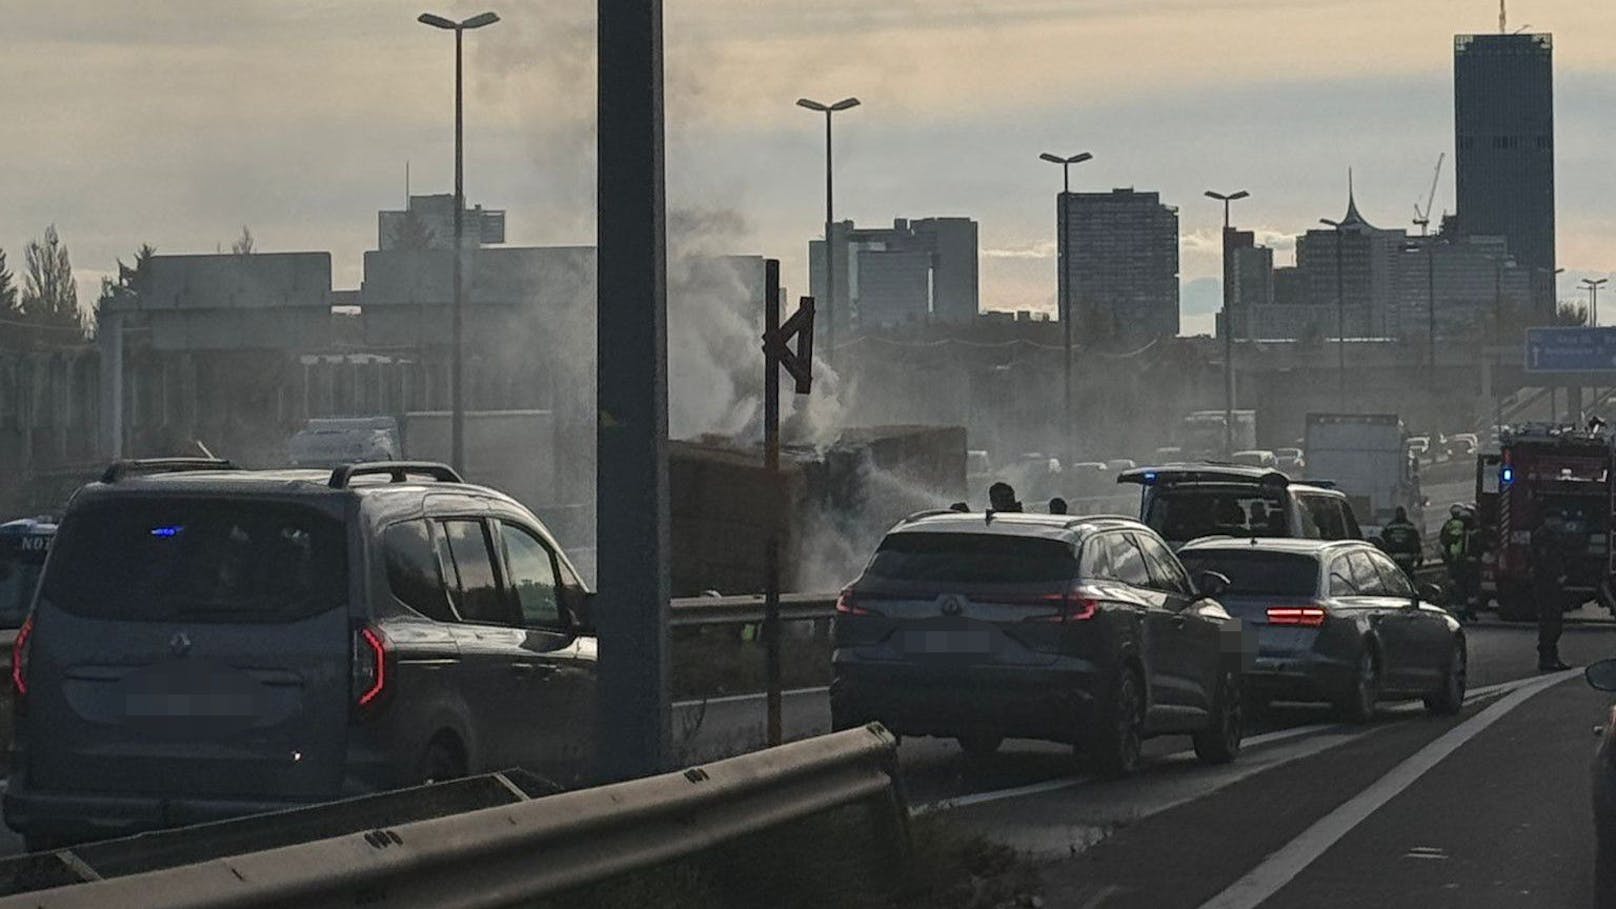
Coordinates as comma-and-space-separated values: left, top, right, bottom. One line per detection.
5, 1, 1614, 338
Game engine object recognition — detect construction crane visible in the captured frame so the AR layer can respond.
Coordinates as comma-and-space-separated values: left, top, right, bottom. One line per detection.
1412, 153, 1445, 236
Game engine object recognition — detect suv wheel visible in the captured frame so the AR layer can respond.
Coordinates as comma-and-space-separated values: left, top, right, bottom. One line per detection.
1337, 645, 1380, 724
1192, 668, 1243, 765
1424, 642, 1466, 716
418, 736, 466, 784
1089, 665, 1144, 778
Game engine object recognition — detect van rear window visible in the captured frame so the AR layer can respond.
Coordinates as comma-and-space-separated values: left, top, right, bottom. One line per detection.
42, 500, 347, 624
864, 533, 1077, 584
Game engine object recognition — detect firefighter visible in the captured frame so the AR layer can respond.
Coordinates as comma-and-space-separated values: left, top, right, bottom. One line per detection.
1439, 504, 1475, 620
1530, 509, 1572, 671
1381, 506, 1423, 579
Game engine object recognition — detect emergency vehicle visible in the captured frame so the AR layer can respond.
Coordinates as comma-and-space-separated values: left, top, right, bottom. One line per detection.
0, 517, 55, 628
1475, 423, 1612, 621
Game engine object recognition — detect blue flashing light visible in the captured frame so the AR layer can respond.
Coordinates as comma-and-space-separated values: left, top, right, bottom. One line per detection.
1143, 471, 1158, 485
150, 525, 183, 538
1501, 466, 1514, 485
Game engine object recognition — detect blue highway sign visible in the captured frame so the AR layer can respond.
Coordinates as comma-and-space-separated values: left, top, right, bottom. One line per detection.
1524, 326, 1616, 374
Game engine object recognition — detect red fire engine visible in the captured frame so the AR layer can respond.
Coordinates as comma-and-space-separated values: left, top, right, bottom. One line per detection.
1475, 423, 1613, 621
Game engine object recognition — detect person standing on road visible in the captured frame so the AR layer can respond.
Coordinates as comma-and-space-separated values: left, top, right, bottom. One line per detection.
988, 482, 1023, 513
1439, 504, 1475, 621
1461, 506, 1485, 621
1048, 497, 1069, 515
1530, 510, 1572, 671
1381, 506, 1423, 579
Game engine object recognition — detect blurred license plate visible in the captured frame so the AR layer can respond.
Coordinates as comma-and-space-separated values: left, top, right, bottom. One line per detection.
903, 630, 993, 654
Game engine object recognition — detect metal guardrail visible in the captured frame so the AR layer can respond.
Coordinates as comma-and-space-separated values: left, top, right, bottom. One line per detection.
1, 724, 907, 908
670, 593, 837, 626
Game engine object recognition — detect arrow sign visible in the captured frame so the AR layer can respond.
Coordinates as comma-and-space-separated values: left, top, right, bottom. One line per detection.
764, 296, 816, 394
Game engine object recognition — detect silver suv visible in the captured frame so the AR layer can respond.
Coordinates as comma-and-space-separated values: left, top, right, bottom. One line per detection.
5, 459, 596, 850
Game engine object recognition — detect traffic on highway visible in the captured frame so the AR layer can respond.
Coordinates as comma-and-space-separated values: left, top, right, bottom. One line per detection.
7, 1, 1616, 906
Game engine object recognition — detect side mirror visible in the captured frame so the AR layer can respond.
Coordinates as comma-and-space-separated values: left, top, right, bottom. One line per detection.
1587, 659, 1616, 692
569, 590, 597, 635
1197, 570, 1230, 599
1418, 582, 1444, 606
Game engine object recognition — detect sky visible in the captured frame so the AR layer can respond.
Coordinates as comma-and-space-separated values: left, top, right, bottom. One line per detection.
5, 0, 1615, 336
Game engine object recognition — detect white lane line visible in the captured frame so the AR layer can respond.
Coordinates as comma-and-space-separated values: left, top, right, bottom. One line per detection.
1197, 667, 1581, 909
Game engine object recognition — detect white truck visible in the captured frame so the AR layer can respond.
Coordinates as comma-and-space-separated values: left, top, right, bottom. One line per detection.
287, 417, 402, 468
1303, 412, 1422, 537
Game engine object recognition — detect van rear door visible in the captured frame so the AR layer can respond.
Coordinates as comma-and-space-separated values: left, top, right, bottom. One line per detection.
23, 497, 353, 802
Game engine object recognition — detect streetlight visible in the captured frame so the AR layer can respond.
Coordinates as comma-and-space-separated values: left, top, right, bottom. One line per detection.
419, 9, 500, 474
1319, 217, 1347, 405
1583, 277, 1609, 326
1042, 151, 1093, 462
1206, 189, 1249, 458
797, 97, 860, 371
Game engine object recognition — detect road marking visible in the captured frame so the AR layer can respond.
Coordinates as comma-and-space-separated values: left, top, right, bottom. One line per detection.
1077, 884, 1125, 908
671, 686, 828, 709
1197, 667, 1580, 909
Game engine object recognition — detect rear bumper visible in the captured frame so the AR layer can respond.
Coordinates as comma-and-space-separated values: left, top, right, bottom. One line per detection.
829, 657, 1102, 744
1245, 635, 1356, 704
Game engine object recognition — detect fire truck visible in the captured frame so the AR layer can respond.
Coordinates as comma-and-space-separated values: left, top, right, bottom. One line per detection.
1475, 423, 1613, 621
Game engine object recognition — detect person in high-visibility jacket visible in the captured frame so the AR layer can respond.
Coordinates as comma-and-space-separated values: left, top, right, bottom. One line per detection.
1438, 504, 1476, 621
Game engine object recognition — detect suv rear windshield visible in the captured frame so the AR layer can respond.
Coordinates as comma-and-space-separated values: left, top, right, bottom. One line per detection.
1145, 488, 1289, 541
864, 532, 1077, 584
43, 499, 347, 624
1178, 550, 1320, 597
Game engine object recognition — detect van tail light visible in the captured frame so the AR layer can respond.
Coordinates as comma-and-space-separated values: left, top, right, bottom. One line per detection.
1025, 586, 1101, 623
352, 625, 391, 715
835, 589, 872, 617
1267, 606, 1328, 627
11, 613, 34, 704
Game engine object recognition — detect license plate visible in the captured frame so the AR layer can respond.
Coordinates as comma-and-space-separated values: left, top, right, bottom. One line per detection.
903, 630, 994, 654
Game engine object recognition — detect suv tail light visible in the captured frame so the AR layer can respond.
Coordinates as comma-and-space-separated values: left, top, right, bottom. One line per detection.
352, 624, 391, 714
1267, 606, 1327, 627
835, 589, 872, 617
1024, 586, 1101, 623
11, 613, 34, 704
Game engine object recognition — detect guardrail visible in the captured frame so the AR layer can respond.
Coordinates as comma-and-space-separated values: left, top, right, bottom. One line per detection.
670, 593, 837, 626
0, 724, 908, 908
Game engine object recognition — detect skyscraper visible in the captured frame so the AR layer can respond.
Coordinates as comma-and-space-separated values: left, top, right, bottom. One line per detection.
1062, 188, 1179, 343
1453, 32, 1555, 309
809, 217, 980, 330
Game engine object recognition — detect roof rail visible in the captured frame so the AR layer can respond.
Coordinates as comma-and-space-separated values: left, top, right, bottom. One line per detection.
900, 508, 959, 524
101, 458, 237, 483
329, 461, 464, 489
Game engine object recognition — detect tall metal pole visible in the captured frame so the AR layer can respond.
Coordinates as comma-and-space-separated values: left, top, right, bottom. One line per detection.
1060, 165, 1071, 463
1426, 241, 1437, 371
824, 113, 835, 371
762, 261, 782, 746
451, 27, 465, 473
1320, 220, 1345, 406
596, 0, 670, 780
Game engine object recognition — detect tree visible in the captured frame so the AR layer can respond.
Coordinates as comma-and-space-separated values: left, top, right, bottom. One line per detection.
94, 243, 156, 331
230, 226, 255, 255
19, 225, 82, 332
0, 249, 16, 317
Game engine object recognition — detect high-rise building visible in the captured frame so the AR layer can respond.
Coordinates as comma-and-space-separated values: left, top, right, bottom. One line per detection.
1225, 229, 1274, 338
809, 217, 980, 330
1062, 188, 1179, 342
1454, 32, 1555, 308
1294, 192, 1407, 338
1398, 233, 1532, 342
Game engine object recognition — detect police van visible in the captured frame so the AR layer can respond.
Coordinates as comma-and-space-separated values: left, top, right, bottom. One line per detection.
0, 517, 55, 629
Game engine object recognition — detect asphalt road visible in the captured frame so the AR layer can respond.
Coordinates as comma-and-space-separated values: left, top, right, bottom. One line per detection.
941, 623, 1616, 908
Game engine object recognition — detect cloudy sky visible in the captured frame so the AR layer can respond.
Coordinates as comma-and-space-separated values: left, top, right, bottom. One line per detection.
6, 0, 1614, 335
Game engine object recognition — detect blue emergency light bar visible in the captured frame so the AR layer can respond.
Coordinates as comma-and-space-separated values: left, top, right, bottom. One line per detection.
1501, 466, 1514, 485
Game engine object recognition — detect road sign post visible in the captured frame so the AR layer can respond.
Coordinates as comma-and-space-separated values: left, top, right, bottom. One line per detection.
1524, 327, 1616, 374
761, 259, 815, 746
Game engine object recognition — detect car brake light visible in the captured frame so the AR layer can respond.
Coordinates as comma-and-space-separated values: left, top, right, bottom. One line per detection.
11, 613, 34, 700
1267, 606, 1327, 627
1026, 587, 1101, 623
835, 589, 872, 617
353, 625, 389, 711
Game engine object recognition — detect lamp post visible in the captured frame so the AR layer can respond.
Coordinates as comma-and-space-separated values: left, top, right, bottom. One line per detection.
419, 10, 500, 473
1319, 218, 1347, 405
797, 97, 860, 371
1206, 189, 1249, 458
1041, 152, 1093, 462
1584, 277, 1609, 327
